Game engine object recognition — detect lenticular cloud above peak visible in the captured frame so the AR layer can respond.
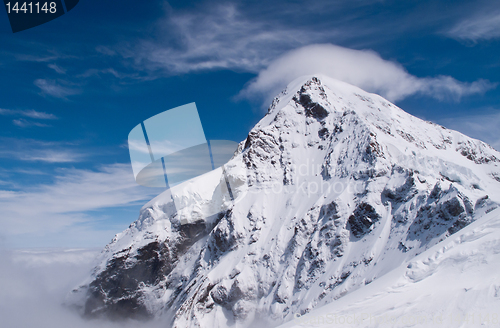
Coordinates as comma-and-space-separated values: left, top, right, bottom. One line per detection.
239, 44, 496, 106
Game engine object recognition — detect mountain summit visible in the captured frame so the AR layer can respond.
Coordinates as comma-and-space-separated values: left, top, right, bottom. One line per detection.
70, 75, 500, 327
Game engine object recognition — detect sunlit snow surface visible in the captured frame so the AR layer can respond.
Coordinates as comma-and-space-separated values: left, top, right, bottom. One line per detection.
1, 207, 499, 328
279, 207, 500, 328
66, 76, 500, 327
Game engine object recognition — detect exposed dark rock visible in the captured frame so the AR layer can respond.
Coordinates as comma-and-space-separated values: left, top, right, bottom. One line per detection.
318, 202, 339, 222
397, 130, 415, 143
318, 127, 329, 140
84, 220, 208, 320
475, 195, 490, 208
348, 203, 380, 238
429, 183, 442, 199
211, 285, 229, 306
456, 141, 500, 164
295, 93, 329, 120
228, 281, 246, 303
441, 198, 465, 219
407, 191, 475, 244
448, 217, 470, 234
382, 173, 417, 203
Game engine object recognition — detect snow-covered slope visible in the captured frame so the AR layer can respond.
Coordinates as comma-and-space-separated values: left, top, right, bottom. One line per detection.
278, 206, 500, 328
69, 75, 500, 328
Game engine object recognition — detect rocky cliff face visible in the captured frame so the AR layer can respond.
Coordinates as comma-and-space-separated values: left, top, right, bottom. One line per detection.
69, 75, 500, 328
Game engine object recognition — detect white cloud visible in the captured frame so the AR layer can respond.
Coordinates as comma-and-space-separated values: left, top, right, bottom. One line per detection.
22, 109, 58, 119
0, 139, 164, 248
16, 54, 61, 62
13, 118, 51, 128
0, 138, 84, 163
447, 12, 500, 42
0, 168, 50, 176
95, 45, 117, 56
0, 108, 58, 120
239, 44, 497, 105
19, 149, 84, 162
124, 4, 338, 74
48, 63, 67, 74
0, 164, 161, 244
34, 79, 80, 98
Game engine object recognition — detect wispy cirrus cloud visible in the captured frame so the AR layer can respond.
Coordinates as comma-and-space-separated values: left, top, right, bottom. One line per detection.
0, 108, 58, 120
0, 138, 84, 163
48, 63, 67, 74
34, 79, 80, 99
16, 54, 61, 62
19, 150, 84, 163
0, 168, 50, 176
239, 44, 497, 106
118, 3, 341, 75
0, 108, 57, 128
447, 12, 500, 42
12, 119, 51, 128
77, 68, 152, 83
0, 164, 161, 245
100, 2, 496, 108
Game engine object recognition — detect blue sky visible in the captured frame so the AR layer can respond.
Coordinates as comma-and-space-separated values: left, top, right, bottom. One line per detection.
0, 0, 499, 248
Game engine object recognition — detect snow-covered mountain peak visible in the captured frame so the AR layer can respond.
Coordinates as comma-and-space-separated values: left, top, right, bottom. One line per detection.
243, 75, 498, 200
70, 75, 500, 328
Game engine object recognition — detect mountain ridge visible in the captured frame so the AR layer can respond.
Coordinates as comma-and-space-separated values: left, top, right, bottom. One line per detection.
69, 75, 500, 328
277, 205, 500, 328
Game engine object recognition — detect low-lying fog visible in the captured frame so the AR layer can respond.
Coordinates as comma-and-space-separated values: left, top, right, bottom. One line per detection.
0, 248, 169, 328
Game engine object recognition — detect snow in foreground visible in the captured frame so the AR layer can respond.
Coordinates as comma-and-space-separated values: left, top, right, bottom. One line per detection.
1, 206, 499, 328
278, 207, 500, 328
